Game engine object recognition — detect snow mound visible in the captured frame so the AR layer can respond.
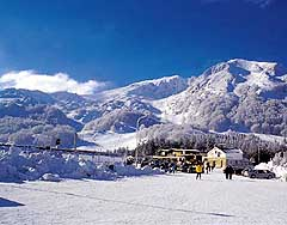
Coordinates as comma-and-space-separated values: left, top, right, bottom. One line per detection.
41, 173, 61, 182
254, 153, 287, 181
269, 151, 287, 181
254, 163, 270, 170
0, 147, 163, 182
280, 172, 287, 182
115, 164, 162, 177
271, 166, 287, 181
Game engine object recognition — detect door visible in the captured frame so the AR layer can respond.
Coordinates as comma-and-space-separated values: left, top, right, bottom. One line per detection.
257, 170, 265, 178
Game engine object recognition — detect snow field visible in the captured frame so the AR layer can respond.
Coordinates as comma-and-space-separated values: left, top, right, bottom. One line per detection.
0, 171, 286, 225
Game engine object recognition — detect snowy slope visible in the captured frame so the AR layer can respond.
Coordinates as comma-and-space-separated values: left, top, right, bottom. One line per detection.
79, 132, 138, 150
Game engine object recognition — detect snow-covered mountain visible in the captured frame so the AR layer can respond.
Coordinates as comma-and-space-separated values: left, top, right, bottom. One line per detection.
0, 88, 55, 105
82, 109, 160, 134
199, 59, 286, 97
60, 76, 186, 125
153, 59, 287, 135
94, 75, 188, 101
0, 59, 286, 149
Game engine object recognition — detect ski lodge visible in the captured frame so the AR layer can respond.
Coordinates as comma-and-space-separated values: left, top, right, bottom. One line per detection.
207, 146, 246, 168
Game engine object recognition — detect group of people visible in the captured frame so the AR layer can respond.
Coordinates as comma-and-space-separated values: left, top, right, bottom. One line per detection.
195, 160, 216, 180
195, 161, 235, 180
140, 157, 235, 180
148, 159, 177, 173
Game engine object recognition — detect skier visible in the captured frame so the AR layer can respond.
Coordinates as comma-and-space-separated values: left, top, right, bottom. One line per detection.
224, 165, 234, 180
195, 162, 203, 180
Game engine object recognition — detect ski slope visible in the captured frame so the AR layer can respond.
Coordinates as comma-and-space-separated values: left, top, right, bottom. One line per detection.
79, 132, 137, 151
0, 171, 286, 225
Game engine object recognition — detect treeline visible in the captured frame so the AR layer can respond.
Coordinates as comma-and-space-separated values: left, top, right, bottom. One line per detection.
130, 133, 287, 163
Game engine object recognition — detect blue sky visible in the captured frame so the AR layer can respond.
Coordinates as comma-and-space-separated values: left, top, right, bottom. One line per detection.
0, 0, 286, 94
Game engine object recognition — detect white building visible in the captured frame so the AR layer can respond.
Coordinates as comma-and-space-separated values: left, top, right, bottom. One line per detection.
207, 146, 245, 168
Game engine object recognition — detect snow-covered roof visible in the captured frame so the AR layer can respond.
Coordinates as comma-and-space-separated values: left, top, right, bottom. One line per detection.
158, 148, 201, 155
209, 146, 243, 160
221, 148, 243, 154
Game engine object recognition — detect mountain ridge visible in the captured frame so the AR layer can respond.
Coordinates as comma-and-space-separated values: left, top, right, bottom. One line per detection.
0, 59, 286, 148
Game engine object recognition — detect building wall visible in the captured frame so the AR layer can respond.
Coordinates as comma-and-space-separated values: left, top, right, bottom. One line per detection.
207, 158, 227, 168
207, 147, 244, 168
207, 147, 227, 168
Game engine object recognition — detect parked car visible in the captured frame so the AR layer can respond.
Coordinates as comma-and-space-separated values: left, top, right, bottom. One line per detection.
241, 166, 254, 176
245, 169, 276, 179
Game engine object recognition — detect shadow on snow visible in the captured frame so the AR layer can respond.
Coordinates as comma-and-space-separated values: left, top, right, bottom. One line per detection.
0, 197, 24, 208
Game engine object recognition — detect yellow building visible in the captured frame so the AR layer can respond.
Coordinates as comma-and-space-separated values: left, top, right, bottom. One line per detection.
152, 148, 204, 164
152, 148, 204, 172
155, 148, 202, 161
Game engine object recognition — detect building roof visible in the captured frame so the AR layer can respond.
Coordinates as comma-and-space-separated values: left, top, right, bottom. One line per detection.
210, 146, 243, 160
158, 148, 201, 153
214, 146, 243, 154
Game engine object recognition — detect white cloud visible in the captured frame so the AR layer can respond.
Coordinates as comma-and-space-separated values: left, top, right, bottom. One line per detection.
0, 70, 107, 95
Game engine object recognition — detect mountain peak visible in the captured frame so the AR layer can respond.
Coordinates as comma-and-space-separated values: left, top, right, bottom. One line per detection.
228, 59, 277, 73
203, 59, 287, 78
134, 74, 183, 85
97, 75, 188, 101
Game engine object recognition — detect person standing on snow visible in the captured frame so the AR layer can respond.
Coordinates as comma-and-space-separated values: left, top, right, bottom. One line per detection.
195, 162, 203, 180
211, 161, 216, 171
224, 165, 234, 180
170, 161, 176, 173
205, 161, 210, 174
